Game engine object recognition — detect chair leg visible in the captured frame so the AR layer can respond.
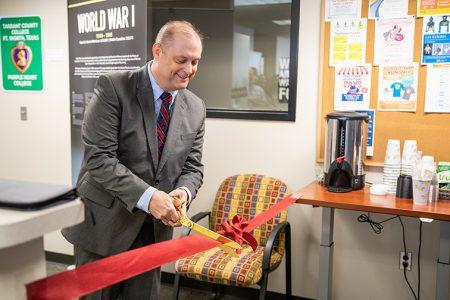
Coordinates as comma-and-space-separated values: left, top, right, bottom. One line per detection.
285, 224, 292, 299
259, 271, 269, 300
211, 283, 219, 300
173, 272, 181, 300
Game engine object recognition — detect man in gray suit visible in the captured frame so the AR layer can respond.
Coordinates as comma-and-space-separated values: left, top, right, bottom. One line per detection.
62, 20, 205, 299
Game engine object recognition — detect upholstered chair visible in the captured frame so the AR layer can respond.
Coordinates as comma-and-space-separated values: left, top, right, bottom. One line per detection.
173, 174, 292, 300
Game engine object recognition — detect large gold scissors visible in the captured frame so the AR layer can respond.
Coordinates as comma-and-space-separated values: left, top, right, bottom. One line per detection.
173, 197, 241, 257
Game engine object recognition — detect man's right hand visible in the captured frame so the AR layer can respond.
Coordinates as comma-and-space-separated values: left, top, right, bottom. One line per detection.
149, 190, 180, 227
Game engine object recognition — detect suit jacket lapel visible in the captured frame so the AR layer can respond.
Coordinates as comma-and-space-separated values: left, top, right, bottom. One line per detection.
136, 64, 158, 173
157, 90, 187, 175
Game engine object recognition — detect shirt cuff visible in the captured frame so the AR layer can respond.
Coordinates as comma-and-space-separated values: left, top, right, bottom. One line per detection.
136, 186, 157, 214
177, 186, 192, 205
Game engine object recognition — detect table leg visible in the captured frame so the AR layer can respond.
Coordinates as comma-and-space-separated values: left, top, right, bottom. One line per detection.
0, 237, 46, 300
319, 207, 335, 300
436, 221, 450, 300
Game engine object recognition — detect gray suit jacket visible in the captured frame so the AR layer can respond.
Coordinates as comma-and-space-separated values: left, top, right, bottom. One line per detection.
62, 64, 205, 256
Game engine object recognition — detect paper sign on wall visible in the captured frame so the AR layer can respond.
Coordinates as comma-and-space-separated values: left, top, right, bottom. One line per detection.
377, 63, 418, 112
0, 16, 43, 91
374, 16, 415, 65
421, 15, 450, 64
334, 64, 371, 111
425, 64, 450, 112
356, 109, 376, 156
329, 18, 367, 66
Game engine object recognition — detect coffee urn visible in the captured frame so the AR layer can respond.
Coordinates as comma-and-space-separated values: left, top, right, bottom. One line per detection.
324, 111, 369, 193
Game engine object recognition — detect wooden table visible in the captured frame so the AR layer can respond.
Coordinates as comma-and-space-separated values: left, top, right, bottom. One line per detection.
296, 182, 450, 300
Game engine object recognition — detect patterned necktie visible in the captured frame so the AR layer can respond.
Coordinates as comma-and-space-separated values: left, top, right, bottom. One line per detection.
156, 92, 173, 159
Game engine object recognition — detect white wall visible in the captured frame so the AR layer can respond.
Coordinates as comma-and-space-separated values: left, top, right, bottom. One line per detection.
0, 0, 443, 299
0, 0, 73, 254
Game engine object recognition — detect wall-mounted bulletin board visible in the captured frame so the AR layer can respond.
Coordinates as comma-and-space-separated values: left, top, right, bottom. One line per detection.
317, 0, 450, 166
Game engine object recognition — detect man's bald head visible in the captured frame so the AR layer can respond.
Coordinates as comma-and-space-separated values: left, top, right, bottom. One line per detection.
155, 20, 203, 49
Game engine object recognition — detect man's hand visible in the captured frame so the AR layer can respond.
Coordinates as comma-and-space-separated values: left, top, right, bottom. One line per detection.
169, 189, 188, 227
149, 190, 180, 227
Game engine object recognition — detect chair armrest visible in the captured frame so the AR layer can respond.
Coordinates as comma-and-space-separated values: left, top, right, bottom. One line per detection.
262, 221, 290, 271
180, 211, 211, 237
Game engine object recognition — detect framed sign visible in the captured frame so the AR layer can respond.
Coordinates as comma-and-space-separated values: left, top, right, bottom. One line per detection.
0, 16, 43, 91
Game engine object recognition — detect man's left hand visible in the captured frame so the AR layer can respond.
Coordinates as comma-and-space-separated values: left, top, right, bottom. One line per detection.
169, 189, 188, 227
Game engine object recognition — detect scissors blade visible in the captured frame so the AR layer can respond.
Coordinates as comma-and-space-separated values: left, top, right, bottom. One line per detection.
173, 197, 241, 257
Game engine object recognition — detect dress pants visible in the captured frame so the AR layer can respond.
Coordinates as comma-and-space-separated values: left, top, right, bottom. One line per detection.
75, 220, 160, 300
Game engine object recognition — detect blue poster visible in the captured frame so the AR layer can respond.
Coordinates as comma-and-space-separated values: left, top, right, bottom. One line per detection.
356, 109, 375, 156
422, 15, 450, 64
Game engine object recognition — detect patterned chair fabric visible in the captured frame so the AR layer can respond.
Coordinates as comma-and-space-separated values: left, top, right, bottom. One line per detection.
175, 174, 289, 286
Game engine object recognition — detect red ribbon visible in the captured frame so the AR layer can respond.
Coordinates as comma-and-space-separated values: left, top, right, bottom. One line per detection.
26, 195, 299, 299
218, 215, 258, 253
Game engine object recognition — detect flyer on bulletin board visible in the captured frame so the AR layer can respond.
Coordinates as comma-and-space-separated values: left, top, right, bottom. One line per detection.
329, 18, 367, 66
356, 109, 376, 156
374, 16, 415, 65
425, 64, 450, 112
334, 64, 371, 111
368, 0, 409, 19
325, 0, 362, 21
421, 15, 450, 64
378, 63, 418, 112
417, 0, 450, 16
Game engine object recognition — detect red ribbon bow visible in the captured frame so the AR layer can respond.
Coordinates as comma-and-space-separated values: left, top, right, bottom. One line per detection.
218, 215, 258, 254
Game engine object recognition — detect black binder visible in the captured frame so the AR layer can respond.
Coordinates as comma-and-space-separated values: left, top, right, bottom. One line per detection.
0, 180, 77, 210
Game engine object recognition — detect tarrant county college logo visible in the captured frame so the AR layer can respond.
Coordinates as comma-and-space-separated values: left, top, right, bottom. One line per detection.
10, 41, 33, 74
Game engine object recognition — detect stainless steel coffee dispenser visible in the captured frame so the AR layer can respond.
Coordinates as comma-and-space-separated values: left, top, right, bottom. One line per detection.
324, 112, 369, 193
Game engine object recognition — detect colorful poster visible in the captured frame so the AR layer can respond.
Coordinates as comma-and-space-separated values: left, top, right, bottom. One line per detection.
421, 15, 450, 64
329, 18, 367, 66
368, 0, 409, 19
378, 63, 419, 111
334, 64, 372, 110
417, 0, 450, 16
325, 0, 362, 21
425, 64, 450, 112
374, 16, 415, 65
356, 109, 376, 156
0, 16, 43, 91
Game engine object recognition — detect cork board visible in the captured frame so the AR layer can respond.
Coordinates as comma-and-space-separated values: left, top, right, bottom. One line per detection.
316, 0, 450, 167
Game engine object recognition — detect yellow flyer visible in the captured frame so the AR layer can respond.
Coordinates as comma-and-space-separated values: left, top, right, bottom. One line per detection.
329, 18, 367, 66
418, 0, 450, 16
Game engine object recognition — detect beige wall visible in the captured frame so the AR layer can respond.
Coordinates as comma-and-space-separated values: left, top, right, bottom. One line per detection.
0, 0, 73, 254
184, 1, 442, 299
0, 0, 443, 299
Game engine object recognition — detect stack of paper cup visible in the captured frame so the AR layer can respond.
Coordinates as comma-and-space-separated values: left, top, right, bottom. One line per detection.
401, 140, 417, 176
383, 139, 401, 194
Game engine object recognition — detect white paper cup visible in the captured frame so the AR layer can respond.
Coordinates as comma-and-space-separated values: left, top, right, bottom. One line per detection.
402, 140, 417, 163
412, 179, 431, 205
385, 139, 401, 164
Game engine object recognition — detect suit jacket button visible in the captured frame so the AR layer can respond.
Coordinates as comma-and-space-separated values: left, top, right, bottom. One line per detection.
155, 180, 159, 187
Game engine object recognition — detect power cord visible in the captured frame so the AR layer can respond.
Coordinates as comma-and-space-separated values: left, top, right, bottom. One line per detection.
398, 216, 418, 300
358, 213, 422, 300
357, 212, 398, 234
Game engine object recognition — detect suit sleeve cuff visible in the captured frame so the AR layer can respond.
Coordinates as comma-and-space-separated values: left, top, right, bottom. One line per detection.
136, 186, 157, 214
177, 186, 192, 205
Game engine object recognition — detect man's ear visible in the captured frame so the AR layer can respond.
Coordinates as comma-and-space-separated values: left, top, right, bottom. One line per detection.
152, 43, 162, 60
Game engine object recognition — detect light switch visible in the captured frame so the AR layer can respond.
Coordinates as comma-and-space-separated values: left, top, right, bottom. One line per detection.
20, 106, 27, 121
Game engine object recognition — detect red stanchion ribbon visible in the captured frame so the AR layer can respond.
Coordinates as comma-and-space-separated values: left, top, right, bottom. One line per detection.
26, 195, 298, 299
